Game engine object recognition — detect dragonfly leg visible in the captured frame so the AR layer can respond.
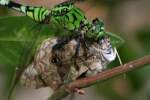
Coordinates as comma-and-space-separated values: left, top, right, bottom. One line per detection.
74, 37, 81, 58
81, 35, 89, 50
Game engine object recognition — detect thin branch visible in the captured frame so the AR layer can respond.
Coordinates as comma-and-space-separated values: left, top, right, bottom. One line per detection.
48, 55, 150, 100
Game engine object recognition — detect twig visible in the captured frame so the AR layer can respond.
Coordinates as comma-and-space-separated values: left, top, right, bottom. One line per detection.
48, 55, 150, 100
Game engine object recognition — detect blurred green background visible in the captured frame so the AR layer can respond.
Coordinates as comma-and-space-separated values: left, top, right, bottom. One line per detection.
0, 0, 150, 100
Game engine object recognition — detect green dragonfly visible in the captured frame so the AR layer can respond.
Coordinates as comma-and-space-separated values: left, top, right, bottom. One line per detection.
0, 0, 124, 100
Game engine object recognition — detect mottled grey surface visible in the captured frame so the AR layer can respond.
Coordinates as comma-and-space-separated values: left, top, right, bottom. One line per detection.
21, 36, 115, 91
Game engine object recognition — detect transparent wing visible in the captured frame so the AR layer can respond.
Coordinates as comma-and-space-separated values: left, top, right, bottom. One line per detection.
105, 31, 124, 47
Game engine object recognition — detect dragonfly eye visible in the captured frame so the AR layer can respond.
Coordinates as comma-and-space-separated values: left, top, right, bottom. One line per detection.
92, 18, 104, 32
92, 18, 99, 24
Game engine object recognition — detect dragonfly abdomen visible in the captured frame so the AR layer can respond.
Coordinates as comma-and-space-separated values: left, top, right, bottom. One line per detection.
2, 1, 50, 23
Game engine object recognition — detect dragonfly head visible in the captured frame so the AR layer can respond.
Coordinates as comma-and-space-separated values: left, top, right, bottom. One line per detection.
92, 18, 124, 47
92, 18, 105, 33
91, 18, 106, 40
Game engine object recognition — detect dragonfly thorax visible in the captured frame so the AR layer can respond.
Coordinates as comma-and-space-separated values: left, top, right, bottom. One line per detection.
51, 4, 90, 32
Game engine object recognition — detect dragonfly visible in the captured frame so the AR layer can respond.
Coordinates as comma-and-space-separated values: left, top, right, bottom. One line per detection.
0, 0, 124, 100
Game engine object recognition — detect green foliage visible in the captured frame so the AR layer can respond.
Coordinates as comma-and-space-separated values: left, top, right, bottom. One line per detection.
136, 28, 150, 54
0, 16, 70, 66
0, 16, 50, 66
0, 16, 64, 98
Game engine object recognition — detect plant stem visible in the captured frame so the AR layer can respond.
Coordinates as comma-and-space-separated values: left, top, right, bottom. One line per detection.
48, 55, 150, 100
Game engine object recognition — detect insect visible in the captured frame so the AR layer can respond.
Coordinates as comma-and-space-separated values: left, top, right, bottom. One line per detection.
0, 0, 124, 99
0, 0, 123, 56
0, 0, 106, 38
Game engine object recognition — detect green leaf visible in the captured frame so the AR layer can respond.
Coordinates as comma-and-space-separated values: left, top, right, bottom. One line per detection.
1, 17, 34, 66
0, 16, 62, 97
0, 16, 68, 67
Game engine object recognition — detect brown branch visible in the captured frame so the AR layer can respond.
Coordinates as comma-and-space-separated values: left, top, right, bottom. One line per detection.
48, 55, 150, 100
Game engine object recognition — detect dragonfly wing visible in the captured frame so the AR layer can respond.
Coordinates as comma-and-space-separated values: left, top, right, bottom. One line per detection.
105, 31, 124, 47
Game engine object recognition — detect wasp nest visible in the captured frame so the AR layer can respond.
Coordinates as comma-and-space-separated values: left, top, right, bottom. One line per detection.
20, 36, 116, 91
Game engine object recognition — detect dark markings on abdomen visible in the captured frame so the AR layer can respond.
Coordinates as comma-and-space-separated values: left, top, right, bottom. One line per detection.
71, 13, 77, 25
